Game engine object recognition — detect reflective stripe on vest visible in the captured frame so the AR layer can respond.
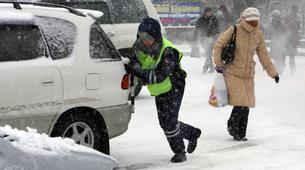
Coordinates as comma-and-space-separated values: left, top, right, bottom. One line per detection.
138, 38, 183, 96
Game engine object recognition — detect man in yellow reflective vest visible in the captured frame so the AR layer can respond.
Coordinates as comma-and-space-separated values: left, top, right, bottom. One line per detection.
124, 18, 201, 163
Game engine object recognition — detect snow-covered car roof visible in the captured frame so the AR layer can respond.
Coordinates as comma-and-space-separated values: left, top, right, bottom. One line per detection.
0, 10, 37, 26
76, 8, 103, 19
38, 0, 108, 2
0, 1, 86, 17
0, 1, 106, 21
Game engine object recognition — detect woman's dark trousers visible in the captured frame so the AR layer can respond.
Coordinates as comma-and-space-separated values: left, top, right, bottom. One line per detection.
227, 106, 249, 139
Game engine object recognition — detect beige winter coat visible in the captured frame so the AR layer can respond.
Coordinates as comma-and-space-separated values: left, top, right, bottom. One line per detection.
213, 19, 278, 107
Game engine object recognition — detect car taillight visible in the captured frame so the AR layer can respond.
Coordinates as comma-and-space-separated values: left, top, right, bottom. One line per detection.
121, 74, 129, 90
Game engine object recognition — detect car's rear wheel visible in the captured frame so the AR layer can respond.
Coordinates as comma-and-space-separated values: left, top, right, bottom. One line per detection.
63, 122, 95, 148
51, 109, 110, 154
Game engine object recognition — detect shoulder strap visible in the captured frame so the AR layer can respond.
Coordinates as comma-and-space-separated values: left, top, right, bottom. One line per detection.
231, 25, 237, 42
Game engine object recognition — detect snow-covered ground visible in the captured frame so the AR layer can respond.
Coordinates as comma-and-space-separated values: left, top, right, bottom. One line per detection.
111, 52, 305, 170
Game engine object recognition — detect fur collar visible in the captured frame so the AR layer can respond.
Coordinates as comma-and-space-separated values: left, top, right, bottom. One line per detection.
240, 19, 258, 33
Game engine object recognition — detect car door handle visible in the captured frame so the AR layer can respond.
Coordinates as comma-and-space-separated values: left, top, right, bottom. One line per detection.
106, 32, 115, 37
41, 79, 54, 86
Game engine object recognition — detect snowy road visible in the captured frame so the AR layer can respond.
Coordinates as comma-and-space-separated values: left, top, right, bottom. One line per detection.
111, 55, 305, 170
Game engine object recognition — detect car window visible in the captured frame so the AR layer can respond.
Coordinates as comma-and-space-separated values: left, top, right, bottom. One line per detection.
0, 25, 45, 62
36, 16, 77, 60
90, 23, 121, 60
111, 0, 148, 23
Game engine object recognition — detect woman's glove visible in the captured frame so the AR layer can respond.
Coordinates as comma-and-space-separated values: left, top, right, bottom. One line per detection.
274, 75, 280, 84
124, 62, 142, 76
215, 66, 224, 74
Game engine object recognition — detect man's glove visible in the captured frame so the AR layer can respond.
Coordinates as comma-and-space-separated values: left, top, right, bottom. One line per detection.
124, 63, 135, 74
215, 66, 224, 74
124, 62, 142, 75
274, 75, 280, 84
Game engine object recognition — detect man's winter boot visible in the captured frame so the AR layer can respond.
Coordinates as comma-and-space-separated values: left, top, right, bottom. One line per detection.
187, 129, 202, 154
170, 152, 187, 163
233, 136, 247, 141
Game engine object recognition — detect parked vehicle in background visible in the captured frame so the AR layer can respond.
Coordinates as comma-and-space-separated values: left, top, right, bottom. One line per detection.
0, 1, 132, 155
38, 0, 166, 97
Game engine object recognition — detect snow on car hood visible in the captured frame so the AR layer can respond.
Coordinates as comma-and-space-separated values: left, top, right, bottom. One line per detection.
0, 125, 118, 170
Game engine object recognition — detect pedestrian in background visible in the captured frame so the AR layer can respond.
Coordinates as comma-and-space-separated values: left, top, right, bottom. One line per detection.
218, 4, 234, 33
213, 7, 280, 141
124, 18, 201, 163
284, 5, 300, 75
270, 9, 286, 74
194, 7, 219, 74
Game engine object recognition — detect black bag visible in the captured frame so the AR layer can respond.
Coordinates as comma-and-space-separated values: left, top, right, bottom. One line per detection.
221, 25, 237, 64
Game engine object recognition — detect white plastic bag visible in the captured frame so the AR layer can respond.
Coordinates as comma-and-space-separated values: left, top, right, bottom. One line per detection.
209, 73, 228, 107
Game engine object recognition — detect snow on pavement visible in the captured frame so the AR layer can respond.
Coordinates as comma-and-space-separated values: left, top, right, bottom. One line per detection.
111, 55, 305, 170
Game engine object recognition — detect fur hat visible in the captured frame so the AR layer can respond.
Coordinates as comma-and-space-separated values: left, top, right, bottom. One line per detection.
242, 7, 260, 21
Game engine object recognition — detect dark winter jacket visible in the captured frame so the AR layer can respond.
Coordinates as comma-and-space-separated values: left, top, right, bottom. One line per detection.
270, 16, 286, 51
271, 17, 285, 33
194, 14, 219, 38
217, 14, 233, 34
284, 14, 300, 48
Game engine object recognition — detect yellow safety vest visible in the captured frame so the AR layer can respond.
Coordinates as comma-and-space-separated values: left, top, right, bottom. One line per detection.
137, 38, 183, 96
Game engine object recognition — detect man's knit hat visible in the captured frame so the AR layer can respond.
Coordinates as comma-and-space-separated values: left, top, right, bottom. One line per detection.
138, 17, 162, 41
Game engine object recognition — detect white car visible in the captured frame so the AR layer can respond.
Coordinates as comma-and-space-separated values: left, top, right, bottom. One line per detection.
38, 0, 165, 52
38, 0, 166, 96
0, 1, 131, 155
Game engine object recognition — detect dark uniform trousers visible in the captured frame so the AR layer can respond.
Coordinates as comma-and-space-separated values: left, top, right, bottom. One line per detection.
227, 106, 250, 138
155, 77, 198, 154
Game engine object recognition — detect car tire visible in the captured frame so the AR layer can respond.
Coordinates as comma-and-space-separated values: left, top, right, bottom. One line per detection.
50, 110, 110, 155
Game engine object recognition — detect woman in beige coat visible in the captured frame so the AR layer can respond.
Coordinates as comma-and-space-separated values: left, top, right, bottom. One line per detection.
213, 7, 280, 141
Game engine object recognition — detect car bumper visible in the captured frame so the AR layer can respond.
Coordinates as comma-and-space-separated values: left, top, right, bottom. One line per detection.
97, 103, 132, 138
